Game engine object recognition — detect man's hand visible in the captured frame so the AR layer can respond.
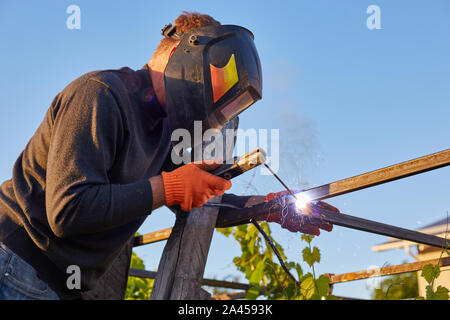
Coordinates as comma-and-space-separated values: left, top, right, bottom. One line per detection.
160, 160, 232, 211
263, 190, 340, 236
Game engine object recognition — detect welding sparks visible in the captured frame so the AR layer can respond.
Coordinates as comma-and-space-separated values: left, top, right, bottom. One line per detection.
294, 193, 310, 210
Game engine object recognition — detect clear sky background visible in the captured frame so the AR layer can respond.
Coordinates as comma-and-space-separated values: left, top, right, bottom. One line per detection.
0, 1, 449, 299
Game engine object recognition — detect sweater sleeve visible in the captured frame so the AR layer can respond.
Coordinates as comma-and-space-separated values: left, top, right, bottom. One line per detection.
46, 78, 154, 238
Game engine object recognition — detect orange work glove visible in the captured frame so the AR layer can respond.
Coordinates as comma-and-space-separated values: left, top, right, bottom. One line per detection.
161, 160, 232, 211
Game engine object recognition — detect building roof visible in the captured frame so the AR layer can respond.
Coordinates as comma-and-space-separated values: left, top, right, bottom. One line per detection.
421, 218, 449, 229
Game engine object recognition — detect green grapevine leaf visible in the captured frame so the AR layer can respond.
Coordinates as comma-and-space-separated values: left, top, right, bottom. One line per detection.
302, 246, 320, 267
245, 284, 261, 300
433, 286, 450, 300
421, 263, 440, 284
217, 227, 233, 237
316, 275, 330, 297
249, 258, 266, 284
300, 276, 316, 299
301, 234, 314, 243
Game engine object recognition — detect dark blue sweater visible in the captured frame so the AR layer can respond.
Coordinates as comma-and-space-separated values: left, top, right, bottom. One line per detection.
0, 66, 171, 299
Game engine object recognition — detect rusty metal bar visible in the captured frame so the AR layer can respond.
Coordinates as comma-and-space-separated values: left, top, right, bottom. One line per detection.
133, 228, 172, 247
129, 268, 251, 290
298, 148, 450, 202
129, 268, 158, 279
212, 291, 360, 300
213, 292, 247, 300
201, 279, 251, 291
329, 256, 450, 284
217, 149, 450, 229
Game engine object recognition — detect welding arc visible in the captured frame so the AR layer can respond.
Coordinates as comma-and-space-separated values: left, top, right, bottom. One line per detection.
263, 163, 297, 199
250, 219, 301, 287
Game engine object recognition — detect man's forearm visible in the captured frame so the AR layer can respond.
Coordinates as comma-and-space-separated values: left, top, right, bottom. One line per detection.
149, 175, 166, 210
221, 193, 265, 208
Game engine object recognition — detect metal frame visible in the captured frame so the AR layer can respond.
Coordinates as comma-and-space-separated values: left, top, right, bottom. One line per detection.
129, 148, 450, 299
128, 256, 450, 299
216, 149, 450, 249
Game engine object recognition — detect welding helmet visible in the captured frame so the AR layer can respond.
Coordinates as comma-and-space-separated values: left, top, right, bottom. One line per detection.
162, 23, 262, 146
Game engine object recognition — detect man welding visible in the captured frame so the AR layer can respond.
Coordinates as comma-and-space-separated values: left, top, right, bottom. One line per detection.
0, 12, 337, 300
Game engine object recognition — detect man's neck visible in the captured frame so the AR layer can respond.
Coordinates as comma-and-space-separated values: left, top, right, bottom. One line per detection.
147, 63, 166, 107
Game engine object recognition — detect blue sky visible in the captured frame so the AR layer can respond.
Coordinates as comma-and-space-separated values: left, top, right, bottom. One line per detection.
0, 1, 449, 299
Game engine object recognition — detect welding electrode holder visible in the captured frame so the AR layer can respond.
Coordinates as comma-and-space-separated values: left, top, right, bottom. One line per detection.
168, 148, 266, 213
210, 148, 266, 180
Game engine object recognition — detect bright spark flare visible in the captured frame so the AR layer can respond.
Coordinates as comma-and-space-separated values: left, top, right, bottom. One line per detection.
295, 193, 310, 210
